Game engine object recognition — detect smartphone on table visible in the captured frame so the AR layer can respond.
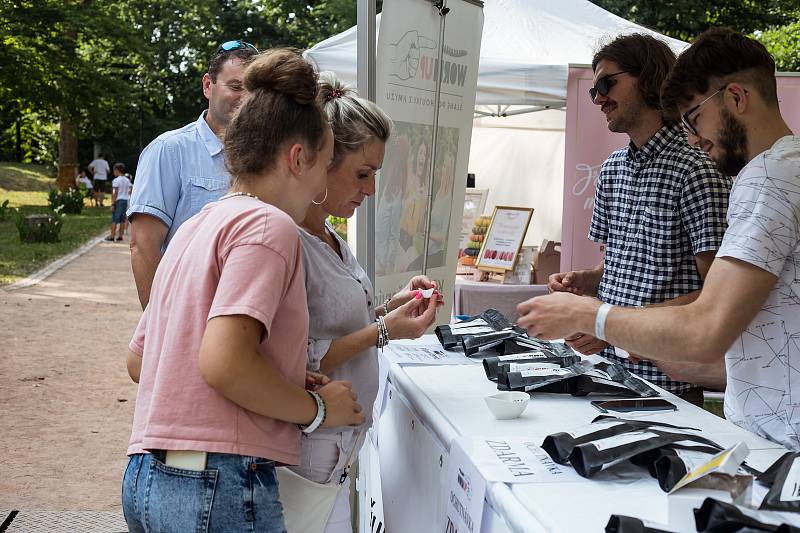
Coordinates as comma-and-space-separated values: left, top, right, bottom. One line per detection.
590, 398, 677, 413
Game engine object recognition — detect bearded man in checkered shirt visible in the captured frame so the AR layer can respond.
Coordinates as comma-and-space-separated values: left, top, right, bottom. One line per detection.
548, 34, 731, 405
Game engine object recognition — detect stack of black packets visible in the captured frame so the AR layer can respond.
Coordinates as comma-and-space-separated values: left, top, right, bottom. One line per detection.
437, 309, 660, 398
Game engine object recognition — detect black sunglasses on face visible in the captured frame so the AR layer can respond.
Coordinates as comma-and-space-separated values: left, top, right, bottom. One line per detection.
589, 71, 628, 103
216, 40, 258, 54
681, 85, 728, 137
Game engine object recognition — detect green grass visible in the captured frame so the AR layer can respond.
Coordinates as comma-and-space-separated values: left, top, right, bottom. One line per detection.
0, 162, 111, 286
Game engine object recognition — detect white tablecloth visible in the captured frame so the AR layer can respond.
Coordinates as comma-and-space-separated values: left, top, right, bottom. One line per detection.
453, 278, 548, 320
366, 335, 787, 533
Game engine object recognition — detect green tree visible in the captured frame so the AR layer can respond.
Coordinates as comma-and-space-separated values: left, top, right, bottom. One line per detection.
591, 1, 800, 72
0, 0, 358, 186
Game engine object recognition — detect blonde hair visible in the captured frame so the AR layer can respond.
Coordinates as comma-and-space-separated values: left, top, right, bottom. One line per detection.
317, 72, 392, 168
225, 49, 327, 183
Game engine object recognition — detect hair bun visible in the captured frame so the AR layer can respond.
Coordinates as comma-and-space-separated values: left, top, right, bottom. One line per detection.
317, 71, 355, 104
245, 49, 318, 105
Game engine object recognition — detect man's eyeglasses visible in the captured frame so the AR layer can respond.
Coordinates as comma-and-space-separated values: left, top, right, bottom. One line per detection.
681, 85, 727, 137
216, 40, 258, 54
589, 71, 628, 103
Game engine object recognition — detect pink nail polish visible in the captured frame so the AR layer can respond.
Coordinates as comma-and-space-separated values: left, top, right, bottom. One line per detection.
415, 292, 422, 300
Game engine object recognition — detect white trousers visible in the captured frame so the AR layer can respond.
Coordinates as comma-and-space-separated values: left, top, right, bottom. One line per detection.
290, 434, 355, 533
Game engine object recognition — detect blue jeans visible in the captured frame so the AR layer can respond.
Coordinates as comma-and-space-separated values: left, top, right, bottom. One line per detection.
122, 451, 287, 533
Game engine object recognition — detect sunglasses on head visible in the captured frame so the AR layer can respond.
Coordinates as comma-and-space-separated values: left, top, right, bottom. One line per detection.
588, 71, 628, 103
216, 40, 258, 54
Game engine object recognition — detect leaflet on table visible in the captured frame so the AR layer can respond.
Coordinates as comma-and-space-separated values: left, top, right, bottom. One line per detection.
454, 436, 585, 484
441, 439, 487, 533
383, 340, 480, 366
668, 441, 750, 493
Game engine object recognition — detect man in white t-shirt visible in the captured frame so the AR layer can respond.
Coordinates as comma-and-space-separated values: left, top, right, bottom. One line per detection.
516, 29, 800, 449
89, 154, 111, 207
107, 163, 133, 242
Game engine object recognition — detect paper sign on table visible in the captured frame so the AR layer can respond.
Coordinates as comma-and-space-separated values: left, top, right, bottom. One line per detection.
442, 439, 486, 533
384, 342, 480, 366
458, 436, 586, 484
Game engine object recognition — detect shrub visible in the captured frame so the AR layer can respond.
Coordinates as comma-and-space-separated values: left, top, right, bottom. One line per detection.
15, 206, 65, 243
0, 199, 12, 221
48, 188, 84, 214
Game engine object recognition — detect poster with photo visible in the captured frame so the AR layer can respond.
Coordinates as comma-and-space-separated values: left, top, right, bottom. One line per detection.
373, 0, 484, 322
476, 206, 533, 272
457, 188, 488, 260
376, 122, 460, 277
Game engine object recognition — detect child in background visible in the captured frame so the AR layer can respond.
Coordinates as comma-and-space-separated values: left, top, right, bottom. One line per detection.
106, 163, 132, 242
76, 169, 96, 206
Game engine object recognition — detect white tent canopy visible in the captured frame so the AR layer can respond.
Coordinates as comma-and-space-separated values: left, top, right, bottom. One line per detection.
305, 0, 687, 108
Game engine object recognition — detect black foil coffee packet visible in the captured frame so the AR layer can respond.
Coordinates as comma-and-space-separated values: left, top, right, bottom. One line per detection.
484, 351, 580, 382
497, 337, 574, 357
760, 453, 800, 513
568, 428, 720, 478
501, 360, 594, 392
542, 416, 701, 464
570, 363, 659, 398
461, 328, 526, 356
435, 308, 514, 349
695, 498, 800, 532
648, 443, 725, 492
605, 515, 676, 533
758, 453, 798, 487
495, 358, 582, 388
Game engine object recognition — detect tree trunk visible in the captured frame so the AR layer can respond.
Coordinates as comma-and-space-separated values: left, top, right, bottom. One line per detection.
57, 120, 78, 191
15, 117, 22, 162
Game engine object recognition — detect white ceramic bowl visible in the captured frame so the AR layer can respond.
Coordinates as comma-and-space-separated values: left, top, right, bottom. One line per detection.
484, 392, 530, 420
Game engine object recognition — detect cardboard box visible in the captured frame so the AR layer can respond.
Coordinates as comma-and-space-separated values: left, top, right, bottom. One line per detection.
533, 240, 561, 284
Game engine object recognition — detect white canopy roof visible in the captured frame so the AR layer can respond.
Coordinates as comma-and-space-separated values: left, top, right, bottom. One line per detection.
305, 0, 686, 107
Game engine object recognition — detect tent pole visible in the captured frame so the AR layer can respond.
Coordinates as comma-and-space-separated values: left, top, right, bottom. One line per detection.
421, 0, 449, 275
356, 0, 377, 284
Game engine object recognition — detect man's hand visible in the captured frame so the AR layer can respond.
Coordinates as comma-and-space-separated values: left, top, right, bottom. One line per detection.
516, 292, 600, 340
549, 270, 594, 295
564, 334, 609, 355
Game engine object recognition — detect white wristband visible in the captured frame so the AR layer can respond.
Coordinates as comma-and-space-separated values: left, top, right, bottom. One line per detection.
300, 390, 326, 434
594, 303, 614, 341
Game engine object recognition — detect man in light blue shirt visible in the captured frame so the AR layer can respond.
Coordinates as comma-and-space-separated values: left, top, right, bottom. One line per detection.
127, 40, 257, 308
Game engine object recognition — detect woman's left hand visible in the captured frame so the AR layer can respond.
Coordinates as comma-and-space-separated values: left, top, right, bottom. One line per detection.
389, 276, 440, 311
306, 371, 331, 390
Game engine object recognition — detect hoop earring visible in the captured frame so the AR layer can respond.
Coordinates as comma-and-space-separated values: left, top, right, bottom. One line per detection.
311, 188, 328, 206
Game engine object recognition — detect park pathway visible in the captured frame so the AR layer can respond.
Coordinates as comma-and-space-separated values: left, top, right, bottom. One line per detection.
0, 239, 140, 531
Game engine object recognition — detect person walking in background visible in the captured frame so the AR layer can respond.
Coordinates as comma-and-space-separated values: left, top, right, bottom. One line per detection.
106, 163, 132, 242
127, 39, 257, 309
89, 153, 110, 207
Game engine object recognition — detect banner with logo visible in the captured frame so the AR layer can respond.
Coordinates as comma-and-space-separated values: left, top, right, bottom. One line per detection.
374, 0, 484, 319
442, 439, 487, 533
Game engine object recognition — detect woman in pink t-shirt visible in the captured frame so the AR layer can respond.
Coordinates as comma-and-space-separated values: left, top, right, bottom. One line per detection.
122, 49, 364, 533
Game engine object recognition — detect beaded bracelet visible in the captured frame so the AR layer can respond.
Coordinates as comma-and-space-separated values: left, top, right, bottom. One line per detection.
380, 296, 392, 315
